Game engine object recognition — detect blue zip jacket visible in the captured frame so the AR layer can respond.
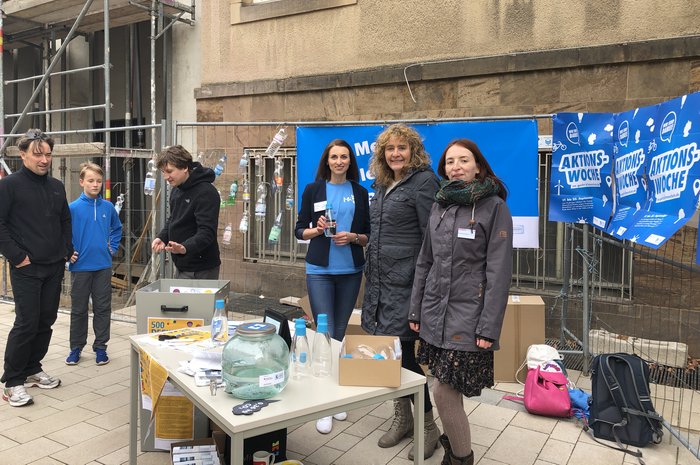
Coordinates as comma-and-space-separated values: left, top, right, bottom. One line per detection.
69, 192, 122, 272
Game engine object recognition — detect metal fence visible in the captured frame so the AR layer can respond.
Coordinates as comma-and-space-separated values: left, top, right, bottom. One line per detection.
0, 118, 697, 456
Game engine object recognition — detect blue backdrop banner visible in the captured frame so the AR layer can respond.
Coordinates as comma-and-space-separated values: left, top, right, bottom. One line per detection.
551, 92, 700, 249
296, 120, 539, 248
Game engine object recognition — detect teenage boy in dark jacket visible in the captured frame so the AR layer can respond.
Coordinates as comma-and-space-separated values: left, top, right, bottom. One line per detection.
151, 145, 221, 278
0, 129, 73, 407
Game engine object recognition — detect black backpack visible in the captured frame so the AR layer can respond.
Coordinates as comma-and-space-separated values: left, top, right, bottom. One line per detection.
588, 353, 664, 461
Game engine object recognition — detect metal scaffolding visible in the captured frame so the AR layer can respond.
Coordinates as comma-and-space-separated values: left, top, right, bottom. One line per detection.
0, 0, 195, 291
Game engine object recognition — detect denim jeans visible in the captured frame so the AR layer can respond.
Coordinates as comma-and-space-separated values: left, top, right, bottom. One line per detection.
306, 272, 363, 341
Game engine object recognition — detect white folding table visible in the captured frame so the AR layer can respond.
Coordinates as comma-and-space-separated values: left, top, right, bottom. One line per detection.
129, 332, 426, 465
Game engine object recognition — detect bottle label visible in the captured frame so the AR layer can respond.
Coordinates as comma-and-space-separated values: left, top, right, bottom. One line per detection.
242, 193, 250, 202
223, 229, 232, 243
259, 370, 285, 387
144, 178, 155, 190
299, 352, 307, 363
268, 225, 281, 243
255, 203, 266, 216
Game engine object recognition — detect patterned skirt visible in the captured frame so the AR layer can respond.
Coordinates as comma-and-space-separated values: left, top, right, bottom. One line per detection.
416, 340, 494, 398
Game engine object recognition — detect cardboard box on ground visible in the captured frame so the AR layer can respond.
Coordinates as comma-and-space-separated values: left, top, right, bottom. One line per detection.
494, 295, 546, 382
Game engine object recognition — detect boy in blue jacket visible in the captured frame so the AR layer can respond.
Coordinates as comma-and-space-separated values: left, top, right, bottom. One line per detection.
66, 162, 122, 365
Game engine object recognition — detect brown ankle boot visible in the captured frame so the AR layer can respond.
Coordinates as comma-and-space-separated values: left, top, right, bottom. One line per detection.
407, 409, 441, 460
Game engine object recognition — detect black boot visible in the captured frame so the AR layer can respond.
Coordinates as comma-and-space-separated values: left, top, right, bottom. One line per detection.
439, 434, 451, 465
448, 448, 474, 465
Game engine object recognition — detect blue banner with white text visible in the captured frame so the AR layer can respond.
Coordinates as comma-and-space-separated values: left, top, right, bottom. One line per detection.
550, 92, 700, 249
296, 120, 539, 248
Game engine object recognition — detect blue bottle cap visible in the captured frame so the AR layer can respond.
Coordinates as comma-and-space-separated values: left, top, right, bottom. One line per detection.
215, 299, 225, 309
295, 318, 306, 336
317, 314, 328, 325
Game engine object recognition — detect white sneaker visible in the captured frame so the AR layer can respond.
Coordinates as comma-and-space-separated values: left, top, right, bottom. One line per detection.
333, 411, 348, 421
3, 385, 34, 407
316, 416, 333, 434
24, 371, 61, 389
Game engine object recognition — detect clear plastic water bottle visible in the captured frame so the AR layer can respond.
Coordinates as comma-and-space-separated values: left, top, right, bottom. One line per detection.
222, 223, 233, 245
265, 128, 288, 157
272, 159, 284, 193
311, 314, 333, 378
144, 160, 156, 196
219, 191, 226, 209
239, 149, 250, 172
214, 152, 228, 177
228, 180, 238, 206
239, 209, 249, 233
241, 179, 250, 203
211, 299, 228, 345
291, 318, 311, 380
268, 212, 282, 245
285, 184, 294, 211
115, 194, 125, 214
255, 183, 268, 222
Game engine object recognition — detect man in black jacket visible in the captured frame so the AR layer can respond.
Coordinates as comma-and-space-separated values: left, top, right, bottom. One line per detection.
151, 145, 221, 279
0, 129, 73, 407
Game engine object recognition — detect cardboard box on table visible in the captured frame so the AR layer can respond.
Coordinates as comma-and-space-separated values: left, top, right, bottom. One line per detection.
494, 295, 546, 382
339, 335, 402, 387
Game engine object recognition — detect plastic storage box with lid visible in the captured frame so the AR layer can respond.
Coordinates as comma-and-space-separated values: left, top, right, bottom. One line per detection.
135, 278, 229, 451
135, 279, 230, 334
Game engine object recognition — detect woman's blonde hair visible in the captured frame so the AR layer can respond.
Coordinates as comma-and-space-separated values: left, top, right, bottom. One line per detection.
368, 123, 431, 188
79, 161, 103, 179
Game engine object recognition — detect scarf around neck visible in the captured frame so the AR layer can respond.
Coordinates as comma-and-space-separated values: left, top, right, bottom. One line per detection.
435, 177, 500, 207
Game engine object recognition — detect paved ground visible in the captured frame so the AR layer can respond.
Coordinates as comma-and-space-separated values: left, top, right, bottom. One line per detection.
0, 302, 697, 465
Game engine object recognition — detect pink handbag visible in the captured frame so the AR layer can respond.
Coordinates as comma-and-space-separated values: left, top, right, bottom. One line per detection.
523, 365, 571, 417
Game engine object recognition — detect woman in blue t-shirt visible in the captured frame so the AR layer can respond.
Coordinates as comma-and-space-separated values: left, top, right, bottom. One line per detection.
294, 139, 370, 434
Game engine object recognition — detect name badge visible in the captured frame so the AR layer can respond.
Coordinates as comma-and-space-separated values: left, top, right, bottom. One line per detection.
457, 228, 476, 240
314, 201, 327, 212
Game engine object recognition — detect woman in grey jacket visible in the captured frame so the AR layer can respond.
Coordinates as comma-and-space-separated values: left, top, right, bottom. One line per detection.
361, 124, 441, 459
409, 139, 513, 465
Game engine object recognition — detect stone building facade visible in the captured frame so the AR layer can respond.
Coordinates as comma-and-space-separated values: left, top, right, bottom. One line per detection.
190, 0, 700, 349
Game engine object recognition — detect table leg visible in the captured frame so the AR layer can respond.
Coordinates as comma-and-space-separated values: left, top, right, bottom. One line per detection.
231, 433, 245, 465
414, 387, 425, 465
129, 346, 138, 465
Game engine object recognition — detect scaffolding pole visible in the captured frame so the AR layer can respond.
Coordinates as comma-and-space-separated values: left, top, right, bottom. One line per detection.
0, 0, 97, 154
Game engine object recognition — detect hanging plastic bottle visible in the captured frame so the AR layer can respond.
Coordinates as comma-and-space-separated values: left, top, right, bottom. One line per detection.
311, 314, 333, 378
115, 194, 125, 214
241, 179, 250, 203
228, 180, 239, 206
291, 318, 311, 380
255, 182, 268, 222
222, 222, 233, 245
239, 208, 249, 233
239, 149, 250, 173
211, 299, 229, 345
219, 191, 226, 209
144, 159, 156, 196
268, 212, 283, 245
265, 128, 288, 157
213, 151, 228, 177
285, 184, 294, 211
272, 159, 284, 193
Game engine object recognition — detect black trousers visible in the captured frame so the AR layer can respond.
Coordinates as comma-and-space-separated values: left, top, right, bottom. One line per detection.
401, 339, 433, 413
2, 262, 64, 387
